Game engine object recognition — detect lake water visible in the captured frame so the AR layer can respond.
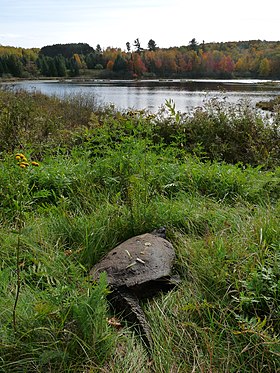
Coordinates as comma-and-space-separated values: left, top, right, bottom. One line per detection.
5, 79, 280, 113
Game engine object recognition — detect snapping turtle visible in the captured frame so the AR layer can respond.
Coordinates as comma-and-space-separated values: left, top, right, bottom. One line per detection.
89, 228, 179, 347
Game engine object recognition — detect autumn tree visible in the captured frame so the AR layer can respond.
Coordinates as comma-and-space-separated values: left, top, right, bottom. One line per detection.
219, 55, 235, 77
132, 53, 146, 77
106, 60, 114, 70
269, 55, 280, 78
75, 54, 83, 68
176, 52, 188, 73
3, 39, 279, 79
157, 50, 177, 75
258, 58, 271, 77
144, 51, 157, 73
102, 47, 120, 68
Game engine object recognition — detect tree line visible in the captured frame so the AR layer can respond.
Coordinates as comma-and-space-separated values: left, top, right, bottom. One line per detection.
0, 39, 280, 79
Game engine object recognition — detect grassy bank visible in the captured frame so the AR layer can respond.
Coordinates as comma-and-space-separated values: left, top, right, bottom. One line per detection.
0, 89, 280, 372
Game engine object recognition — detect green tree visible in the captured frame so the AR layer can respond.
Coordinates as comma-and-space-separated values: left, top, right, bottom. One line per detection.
0, 59, 4, 75
6, 55, 24, 77
148, 39, 157, 51
39, 43, 94, 58
201, 40, 206, 52
96, 44, 102, 54
55, 55, 67, 77
112, 54, 128, 72
37, 56, 59, 76
38, 56, 50, 76
258, 58, 271, 77
48, 58, 58, 76
94, 45, 104, 67
0, 57, 8, 75
85, 53, 97, 69
270, 55, 280, 78
133, 38, 143, 53
69, 56, 80, 76
126, 42, 131, 53
189, 38, 199, 52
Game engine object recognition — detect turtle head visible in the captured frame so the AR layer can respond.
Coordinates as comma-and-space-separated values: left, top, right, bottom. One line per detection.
151, 227, 166, 238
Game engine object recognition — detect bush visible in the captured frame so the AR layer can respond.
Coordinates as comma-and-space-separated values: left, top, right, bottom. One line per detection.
153, 98, 280, 168
0, 88, 95, 153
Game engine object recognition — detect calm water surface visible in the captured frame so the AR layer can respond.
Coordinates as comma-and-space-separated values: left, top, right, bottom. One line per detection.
7, 79, 280, 112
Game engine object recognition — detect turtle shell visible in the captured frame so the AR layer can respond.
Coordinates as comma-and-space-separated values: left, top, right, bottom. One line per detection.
90, 232, 175, 289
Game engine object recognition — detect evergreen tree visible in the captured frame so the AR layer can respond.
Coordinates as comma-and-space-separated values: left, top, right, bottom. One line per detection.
38, 56, 50, 76
96, 44, 102, 54
189, 38, 199, 52
0, 57, 8, 75
133, 38, 143, 53
6, 55, 24, 77
48, 58, 58, 76
112, 54, 128, 72
69, 56, 80, 76
0, 59, 4, 75
40, 43, 94, 58
126, 42, 131, 53
55, 55, 67, 76
148, 39, 157, 51
85, 53, 97, 69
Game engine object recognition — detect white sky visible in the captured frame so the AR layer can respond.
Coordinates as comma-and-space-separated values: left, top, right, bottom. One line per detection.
0, 0, 279, 49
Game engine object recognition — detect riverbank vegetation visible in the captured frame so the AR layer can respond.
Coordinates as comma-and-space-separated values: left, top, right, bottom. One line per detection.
257, 95, 280, 112
1, 39, 280, 79
0, 88, 280, 372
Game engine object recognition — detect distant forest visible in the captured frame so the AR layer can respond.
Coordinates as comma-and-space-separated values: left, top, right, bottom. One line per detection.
0, 39, 280, 79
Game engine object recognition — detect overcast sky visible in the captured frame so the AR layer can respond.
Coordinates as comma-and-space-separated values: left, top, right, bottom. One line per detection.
0, 0, 279, 50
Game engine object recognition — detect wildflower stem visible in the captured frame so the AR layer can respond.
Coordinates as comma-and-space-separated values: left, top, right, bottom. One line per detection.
12, 163, 26, 334
13, 229, 21, 333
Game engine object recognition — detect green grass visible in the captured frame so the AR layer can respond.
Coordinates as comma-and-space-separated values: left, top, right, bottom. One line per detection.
0, 89, 279, 372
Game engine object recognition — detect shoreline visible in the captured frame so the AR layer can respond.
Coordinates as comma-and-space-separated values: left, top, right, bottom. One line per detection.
2, 77, 280, 91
